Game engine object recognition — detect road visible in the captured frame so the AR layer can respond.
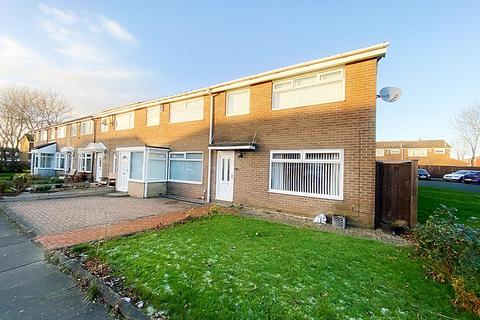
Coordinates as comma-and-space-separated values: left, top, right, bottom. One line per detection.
419, 179, 480, 192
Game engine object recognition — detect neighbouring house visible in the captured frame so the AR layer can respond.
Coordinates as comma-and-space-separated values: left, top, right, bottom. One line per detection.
376, 139, 466, 166
32, 43, 389, 226
18, 134, 34, 163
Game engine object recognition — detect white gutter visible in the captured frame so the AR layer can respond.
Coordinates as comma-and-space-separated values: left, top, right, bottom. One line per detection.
38, 42, 389, 129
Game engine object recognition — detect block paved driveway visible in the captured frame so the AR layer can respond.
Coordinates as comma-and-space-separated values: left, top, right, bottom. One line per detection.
0, 196, 199, 237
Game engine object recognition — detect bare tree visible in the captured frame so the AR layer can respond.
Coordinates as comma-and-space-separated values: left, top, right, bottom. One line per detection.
0, 87, 72, 160
452, 139, 468, 161
453, 102, 480, 166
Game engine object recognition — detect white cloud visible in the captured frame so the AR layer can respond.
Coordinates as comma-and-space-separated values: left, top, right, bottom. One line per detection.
99, 15, 136, 43
38, 3, 78, 24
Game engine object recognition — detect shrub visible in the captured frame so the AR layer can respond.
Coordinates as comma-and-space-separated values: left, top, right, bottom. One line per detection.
0, 180, 12, 193
33, 185, 52, 193
414, 205, 480, 316
11, 173, 32, 192
0, 161, 30, 173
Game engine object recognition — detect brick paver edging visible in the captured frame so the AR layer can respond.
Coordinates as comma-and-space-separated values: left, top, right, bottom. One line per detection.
36, 206, 210, 249
52, 251, 149, 320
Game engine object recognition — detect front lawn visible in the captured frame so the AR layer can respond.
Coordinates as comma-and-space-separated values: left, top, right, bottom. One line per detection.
0, 172, 15, 180
418, 186, 480, 227
84, 214, 475, 319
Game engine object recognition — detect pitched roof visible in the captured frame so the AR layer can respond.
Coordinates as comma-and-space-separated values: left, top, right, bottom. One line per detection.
376, 139, 451, 149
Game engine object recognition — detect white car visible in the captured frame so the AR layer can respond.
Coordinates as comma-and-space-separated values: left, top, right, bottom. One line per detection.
443, 170, 472, 182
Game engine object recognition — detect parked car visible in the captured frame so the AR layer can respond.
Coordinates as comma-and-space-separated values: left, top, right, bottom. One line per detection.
443, 170, 473, 182
417, 169, 431, 180
463, 171, 480, 184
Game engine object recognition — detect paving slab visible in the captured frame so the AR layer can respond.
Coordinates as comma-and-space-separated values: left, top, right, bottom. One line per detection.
0, 214, 112, 320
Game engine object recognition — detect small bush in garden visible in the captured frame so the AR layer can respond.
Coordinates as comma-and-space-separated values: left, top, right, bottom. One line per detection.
414, 205, 480, 316
11, 173, 32, 192
33, 185, 52, 193
0, 180, 12, 193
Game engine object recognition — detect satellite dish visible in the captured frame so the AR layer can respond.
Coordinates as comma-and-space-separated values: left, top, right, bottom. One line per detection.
378, 87, 402, 102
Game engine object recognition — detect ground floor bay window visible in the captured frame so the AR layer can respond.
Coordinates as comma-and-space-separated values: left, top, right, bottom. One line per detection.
269, 149, 344, 200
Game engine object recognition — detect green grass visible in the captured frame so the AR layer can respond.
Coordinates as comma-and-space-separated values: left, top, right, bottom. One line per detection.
83, 214, 475, 320
418, 186, 480, 227
0, 172, 15, 180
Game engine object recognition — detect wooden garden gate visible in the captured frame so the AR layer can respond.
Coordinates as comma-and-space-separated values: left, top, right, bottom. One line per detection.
375, 161, 418, 228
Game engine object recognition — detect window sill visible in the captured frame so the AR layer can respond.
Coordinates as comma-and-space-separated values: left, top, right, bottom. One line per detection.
168, 179, 202, 185
268, 189, 343, 201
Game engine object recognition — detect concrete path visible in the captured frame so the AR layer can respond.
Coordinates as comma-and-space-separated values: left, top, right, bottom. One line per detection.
0, 214, 112, 320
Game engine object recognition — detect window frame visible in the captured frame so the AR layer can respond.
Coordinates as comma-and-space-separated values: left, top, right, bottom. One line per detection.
376, 149, 385, 157
54, 152, 66, 170
271, 68, 345, 111
115, 112, 135, 131
268, 149, 344, 200
78, 152, 93, 173
49, 129, 55, 140
100, 117, 109, 133
57, 126, 66, 138
169, 97, 204, 124
433, 148, 446, 154
408, 148, 428, 157
226, 88, 250, 116
389, 148, 401, 155
40, 130, 47, 141
70, 123, 77, 136
146, 106, 161, 127
80, 121, 93, 135
168, 151, 203, 184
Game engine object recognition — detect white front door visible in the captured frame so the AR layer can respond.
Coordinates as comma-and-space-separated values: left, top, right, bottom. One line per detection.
215, 151, 234, 201
116, 151, 130, 192
95, 152, 103, 181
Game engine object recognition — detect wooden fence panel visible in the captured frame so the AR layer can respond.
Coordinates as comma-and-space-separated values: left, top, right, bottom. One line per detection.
375, 161, 418, 228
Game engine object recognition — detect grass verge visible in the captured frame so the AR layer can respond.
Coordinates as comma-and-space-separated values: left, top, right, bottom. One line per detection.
80, 214, 476, 320
418, 186, 480, 227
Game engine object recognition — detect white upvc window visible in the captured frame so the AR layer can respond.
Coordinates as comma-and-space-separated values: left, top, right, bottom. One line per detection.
376, 149, 385, 157
40, 130, 47, 141
169, 152, 203, 184
169, 98, 204, 124
80, 121, 93, 135
130, 151, 144, 180
147, 151, 167, 181
71, 123, 77, 136
146, 106, 161, 127
49, 129, 55, 140
100, 117, 109, 132
226, 89, 250, 116
38, 153, 54, 168
272, 69, 345, 110
115, 112, 135, 130
35, 132, 40, 142
408, 148, 427, 157
269, 149, 344, 200
57, 126, 66, 138
122, 147, 168, 182
78, 152, 93, 172
434, 148, 445, 154
389, 148, 400, 155
55, 153, 66, 170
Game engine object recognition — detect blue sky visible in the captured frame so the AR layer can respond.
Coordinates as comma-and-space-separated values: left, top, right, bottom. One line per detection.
1, 1, 479, 145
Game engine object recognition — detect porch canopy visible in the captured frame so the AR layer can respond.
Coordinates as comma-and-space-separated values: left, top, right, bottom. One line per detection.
31, 142, 57, 154
78, 142, 107, 153
208, 141, 256, 151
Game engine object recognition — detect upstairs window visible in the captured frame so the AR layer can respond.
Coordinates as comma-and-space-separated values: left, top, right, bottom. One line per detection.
270, 149, 343, 200
272, 69, 345, 110
57, 126, 66, 138
71, 123, 77, 136
389, 148, 400, 155
100, 117, 109, 132
170, 98, 204, 124
40, 130, 47, 141
146, 106, 161, 127
226, 89, 250, 116
49, 129, 55, 140
408, 148, 427, 157
80, 121, 93, 135
376, 149, 385, 157
434, 148, 445, 154
115, 112, 135, 130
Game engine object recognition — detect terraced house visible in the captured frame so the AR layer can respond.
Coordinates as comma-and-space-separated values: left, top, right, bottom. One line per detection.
31, 43, 389, 226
